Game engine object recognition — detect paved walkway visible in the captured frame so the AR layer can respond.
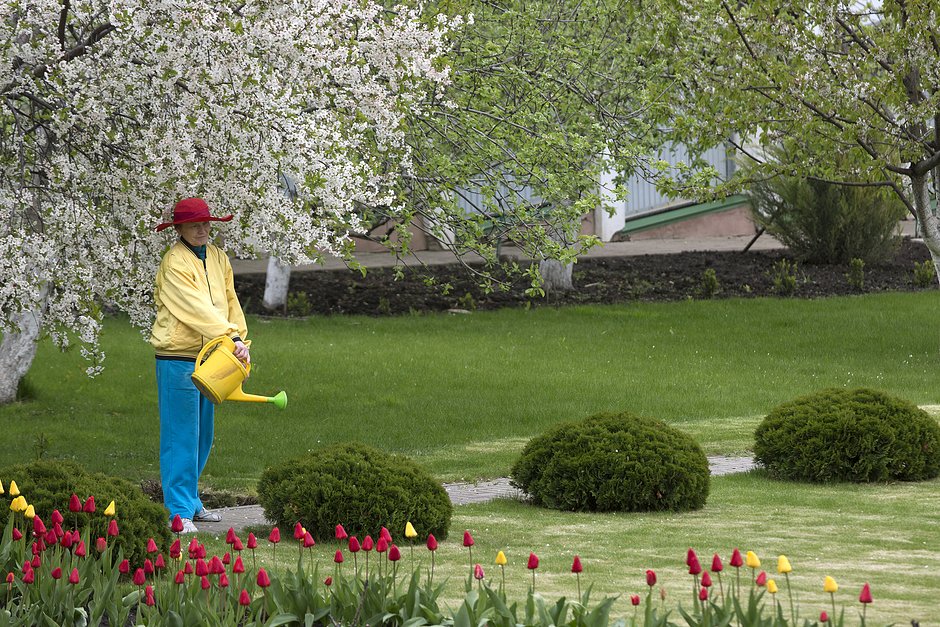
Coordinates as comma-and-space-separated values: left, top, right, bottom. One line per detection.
194, 456, 756, 535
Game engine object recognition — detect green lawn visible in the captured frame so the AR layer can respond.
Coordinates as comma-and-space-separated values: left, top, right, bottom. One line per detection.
3, 291, 940, 622
4, 291, 939, 491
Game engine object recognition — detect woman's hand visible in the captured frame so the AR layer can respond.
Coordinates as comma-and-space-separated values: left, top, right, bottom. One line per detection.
233, 340, 250, 365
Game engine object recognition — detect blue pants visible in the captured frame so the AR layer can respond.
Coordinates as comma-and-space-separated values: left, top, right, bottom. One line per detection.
156, 358, 214, 520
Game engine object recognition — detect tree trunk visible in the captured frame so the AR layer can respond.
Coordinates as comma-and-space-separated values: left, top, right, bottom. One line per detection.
539, 258, 574, 293
0, 297, 47, 404
262, 256, 292, 312
910, 173, 940, 285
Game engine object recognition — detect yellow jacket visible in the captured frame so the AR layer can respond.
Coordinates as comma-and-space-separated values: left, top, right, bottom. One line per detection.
150, 241, 249, 359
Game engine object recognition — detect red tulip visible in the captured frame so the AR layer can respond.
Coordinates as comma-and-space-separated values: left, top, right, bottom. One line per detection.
222, 552, 231, 565
45, 530, 57, 545
699, 587, 708, 601
51, 567, 62, 580
334, 550, 344, 564
256, 568, 271, 588
247, 533, 258, 549
118, 559, 130, 574
171, 515, 183, 533
226, 528, 238, 545
756, 571, 767, 587
268, 528, 280, 544
335, 524, 347, 540
426, 534, 438, 551
174, 570, 185, 585
376, 537, 388, 553
23, 569, 34, 584
303, 532, 315, 548
688, 554, 702, 576
859, 583, 873, 604
631, 594, 641, 606
711, 554, 723, 572
30, 555, 40, 569
686, 548, 697, 566
108, 520, 119, 537
196, 544, 206, 560
233, 556, 245, 574
820, 611, 829, 622
527, 553, 539, 569
474, 563, 485, 580
219, 573, 229, 588
145, 585, 155, 606
362, 535, 374, 551
32, 516, 46, 536
155, 554, 166, 570
68, 494, 81, 513
51, 510, 63, 526
4, 573, 12, 584
82, 496, 95, 513
183, 562, 193, 575
239, 589, 251, 606
571, 556, 583, 573
133, 568, 146, 586
144, 559, 154, 575
646, 569, 657, 587
701, 571, 712, 588
195, 559, 208, 577
729, 548, 743, 568
463, 531, 474, 547
388, 545, 401, 562
380, 526, 392, 543
169, 539, 181, 559
324, 576, 333, 586
233, 537, 244, 551
293, 522, 305, 540
60, 532, 74, 549
52, 523, 63, 539
200, 575, 210, 590
147, 538, 158, 554
68, 568, 79, 585
209, 556, 225, 575
349, 536, 361, 553
11, 528, 22, 541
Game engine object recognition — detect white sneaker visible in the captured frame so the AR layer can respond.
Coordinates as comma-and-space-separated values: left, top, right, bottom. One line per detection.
193, 508, 222, 523
169, 518, 198, 534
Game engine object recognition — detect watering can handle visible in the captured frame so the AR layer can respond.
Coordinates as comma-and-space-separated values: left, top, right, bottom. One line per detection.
195, 336, 237, 366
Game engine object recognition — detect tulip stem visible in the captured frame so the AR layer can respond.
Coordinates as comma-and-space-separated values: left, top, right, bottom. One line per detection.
576, 572, 581, 601
784, 573, 795, 625
830, 592, 836, 625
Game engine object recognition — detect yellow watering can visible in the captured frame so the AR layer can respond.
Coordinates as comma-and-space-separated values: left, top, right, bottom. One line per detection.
191, 336, 287, 409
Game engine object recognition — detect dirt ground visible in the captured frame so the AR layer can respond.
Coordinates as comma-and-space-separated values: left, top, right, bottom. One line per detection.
235, 238, 936, 317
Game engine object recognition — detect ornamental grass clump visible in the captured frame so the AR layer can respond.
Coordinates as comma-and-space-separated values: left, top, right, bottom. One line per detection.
257, 442, 452, 540
511, 411, 709, 512
754, 388, 940, 482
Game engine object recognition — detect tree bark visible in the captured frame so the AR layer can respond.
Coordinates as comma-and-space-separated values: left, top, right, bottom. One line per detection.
0, 293, 48, 404
909, 174, 940, 285
539, 258, 574, 293
262, 256, 292, 312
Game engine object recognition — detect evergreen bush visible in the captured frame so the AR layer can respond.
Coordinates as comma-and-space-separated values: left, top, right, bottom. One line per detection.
0, 459, 170, 566
754, 388, 940, 482
257, 442, 452, 540
510, 412, 709, 512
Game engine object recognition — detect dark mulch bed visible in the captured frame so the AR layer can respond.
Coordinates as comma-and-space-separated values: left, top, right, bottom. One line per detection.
235, 238, 935, 317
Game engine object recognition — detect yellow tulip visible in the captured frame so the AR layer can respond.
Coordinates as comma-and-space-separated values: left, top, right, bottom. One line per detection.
24, 504, 35, 519
405, 521, 417, 539
767, 579, 778, 594
495, 550, 507, 566
0, 479, 4, 495
823, 576, 838, 593
104, 500, 116, 517
9, 495, 27, 512
9, 480, 19, 497
745, 551, 760, 569
777, 555, 792, 574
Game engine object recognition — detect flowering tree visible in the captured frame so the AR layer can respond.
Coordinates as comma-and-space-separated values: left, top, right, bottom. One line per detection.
0, 0, 462, 402
644, 1, 940, 271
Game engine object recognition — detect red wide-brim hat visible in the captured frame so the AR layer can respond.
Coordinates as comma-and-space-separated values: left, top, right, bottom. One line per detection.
155, 197, 233, 232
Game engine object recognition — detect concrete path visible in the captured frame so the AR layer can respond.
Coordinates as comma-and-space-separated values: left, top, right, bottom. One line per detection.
194, 456, 756, 535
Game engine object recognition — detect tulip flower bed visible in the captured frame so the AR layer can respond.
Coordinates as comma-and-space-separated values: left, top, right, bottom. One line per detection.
2, 479, 931, 626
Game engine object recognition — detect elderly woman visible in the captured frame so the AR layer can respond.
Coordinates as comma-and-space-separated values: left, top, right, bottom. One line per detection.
151, 197, 250, 533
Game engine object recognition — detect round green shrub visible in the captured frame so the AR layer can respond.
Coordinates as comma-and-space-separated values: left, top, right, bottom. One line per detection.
0, 459, 171, 566
510, 412, 710, 512
257, 442, 452, 540
754, 388, 940, 482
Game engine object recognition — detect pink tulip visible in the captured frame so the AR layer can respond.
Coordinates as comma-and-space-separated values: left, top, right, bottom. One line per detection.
108, 520, 119, 537
147, 538, 158, 554
474, 563, 484, 580
756, 571, 767, 587
293, 522, 305, 540
145, 585, 155, 606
